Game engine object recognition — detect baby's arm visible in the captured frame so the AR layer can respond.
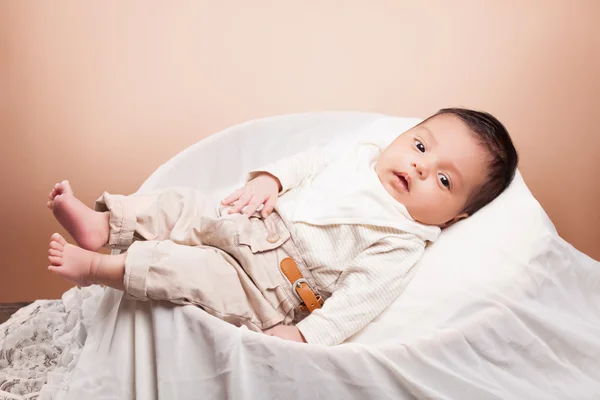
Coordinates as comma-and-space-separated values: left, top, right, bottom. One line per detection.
246, 146, 334, 195
222, 147, 335, 217
296, 235, 425, 346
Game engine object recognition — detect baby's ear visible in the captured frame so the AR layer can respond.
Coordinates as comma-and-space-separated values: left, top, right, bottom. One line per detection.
440, 212, 469, 229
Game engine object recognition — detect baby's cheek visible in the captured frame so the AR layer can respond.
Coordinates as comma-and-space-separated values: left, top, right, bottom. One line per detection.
412, 192, 452, 224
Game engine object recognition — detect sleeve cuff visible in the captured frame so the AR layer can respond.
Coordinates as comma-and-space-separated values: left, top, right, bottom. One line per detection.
295, 313, 342, 346
246, 166, 294, 194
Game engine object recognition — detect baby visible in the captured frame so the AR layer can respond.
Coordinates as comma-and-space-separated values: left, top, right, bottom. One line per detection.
46, 108, 518, 346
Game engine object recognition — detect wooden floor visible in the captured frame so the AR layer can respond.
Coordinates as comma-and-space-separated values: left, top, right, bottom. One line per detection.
0, 303, 32, 324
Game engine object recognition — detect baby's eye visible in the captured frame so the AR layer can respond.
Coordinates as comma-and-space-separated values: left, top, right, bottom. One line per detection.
438, 173, 450, 189
415, 140, 425, 153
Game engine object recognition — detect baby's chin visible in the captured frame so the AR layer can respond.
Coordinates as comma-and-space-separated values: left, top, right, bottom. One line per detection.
411, 211, 467, 229
413, 217, 444, 227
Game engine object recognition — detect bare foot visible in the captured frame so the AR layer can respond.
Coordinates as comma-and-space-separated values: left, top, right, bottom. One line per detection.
48, 180, 109, 251
48, 233, 126, 290
47, 233, 100, 287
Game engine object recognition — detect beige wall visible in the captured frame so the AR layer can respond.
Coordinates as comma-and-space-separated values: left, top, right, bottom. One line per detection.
1, 1, 599, 302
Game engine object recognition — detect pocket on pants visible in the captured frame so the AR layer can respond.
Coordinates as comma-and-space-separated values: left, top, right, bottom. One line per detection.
235, 214, 296, 323
237, 213, 291, 253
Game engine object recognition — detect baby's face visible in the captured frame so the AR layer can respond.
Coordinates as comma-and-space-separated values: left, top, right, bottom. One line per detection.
375, 114, 489, 227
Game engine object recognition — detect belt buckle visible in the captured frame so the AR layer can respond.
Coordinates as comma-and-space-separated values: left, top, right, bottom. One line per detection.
291, 278, 309, 303
292, 279, 324, 312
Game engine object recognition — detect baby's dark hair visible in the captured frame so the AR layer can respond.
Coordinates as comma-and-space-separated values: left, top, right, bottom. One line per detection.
431, 107, 519, 216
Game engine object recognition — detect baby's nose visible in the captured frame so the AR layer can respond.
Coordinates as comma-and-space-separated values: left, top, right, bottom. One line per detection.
412, 162, 427, 178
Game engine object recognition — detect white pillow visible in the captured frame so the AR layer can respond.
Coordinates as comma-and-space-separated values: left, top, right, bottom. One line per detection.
346, 170, 555, 344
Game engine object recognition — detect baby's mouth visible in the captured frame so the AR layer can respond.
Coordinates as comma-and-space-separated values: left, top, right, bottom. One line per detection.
393, 172, 410, 193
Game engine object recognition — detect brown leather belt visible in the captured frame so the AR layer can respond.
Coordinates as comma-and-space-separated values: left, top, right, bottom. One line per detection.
280, 257, 323, 313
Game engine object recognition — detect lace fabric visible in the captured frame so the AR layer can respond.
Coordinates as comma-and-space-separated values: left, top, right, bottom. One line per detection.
0, 286, 104, 400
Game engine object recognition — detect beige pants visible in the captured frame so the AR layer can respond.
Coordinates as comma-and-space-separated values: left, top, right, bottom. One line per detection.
95, 187, 315, 331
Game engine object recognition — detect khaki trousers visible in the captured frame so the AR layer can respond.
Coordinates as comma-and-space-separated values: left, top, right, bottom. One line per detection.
95, 187, 316, 331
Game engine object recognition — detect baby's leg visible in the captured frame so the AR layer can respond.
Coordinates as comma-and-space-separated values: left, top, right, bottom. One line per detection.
48, 233, 270, 331
95, 187, 219, 249
117, 239, 272, 330
48, 181, 110, 251
49, 182, 218, 250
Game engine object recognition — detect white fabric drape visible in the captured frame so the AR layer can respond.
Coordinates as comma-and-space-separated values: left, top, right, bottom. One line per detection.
56, 113, 600, 400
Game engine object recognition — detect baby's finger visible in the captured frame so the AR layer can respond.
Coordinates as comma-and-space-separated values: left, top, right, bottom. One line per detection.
243, 197, 264, 217
261, 195, 277, 218
229, 193, 252, 214
222, 188, 244, 205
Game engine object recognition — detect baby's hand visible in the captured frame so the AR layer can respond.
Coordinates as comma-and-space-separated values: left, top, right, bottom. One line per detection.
263, 325, 306, 343
222, 172, 281, 218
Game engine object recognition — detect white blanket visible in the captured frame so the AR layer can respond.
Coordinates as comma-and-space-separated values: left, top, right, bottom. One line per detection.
56, 113, 600, 399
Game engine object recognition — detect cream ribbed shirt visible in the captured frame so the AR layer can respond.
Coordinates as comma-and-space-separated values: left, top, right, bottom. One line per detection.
248, 140, 440, 346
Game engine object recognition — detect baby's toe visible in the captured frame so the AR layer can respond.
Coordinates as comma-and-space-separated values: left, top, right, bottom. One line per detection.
48, 248, 61, 257
49, 188, 61, 201
48, 255, 63, 266
50, 233, 67, 247
57, 180, 73, 195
